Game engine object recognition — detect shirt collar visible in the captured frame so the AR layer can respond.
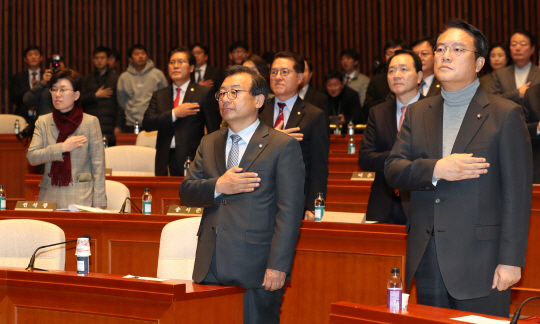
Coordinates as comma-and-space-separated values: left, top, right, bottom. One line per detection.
423, 74, 435, 88
173, 79, 190, 93
298, 85, 309, 99
227, 118, 260, 144
276, 93, 298, 110
396, 90, 421, 107
197, 63, 207, 73
516, 61, 532, 72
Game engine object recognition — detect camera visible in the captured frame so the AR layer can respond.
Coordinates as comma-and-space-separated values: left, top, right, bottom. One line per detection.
51, 55, 61, 74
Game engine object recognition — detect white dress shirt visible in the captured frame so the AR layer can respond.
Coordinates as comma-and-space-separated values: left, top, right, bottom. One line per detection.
273, 94, 298, 127
170, 80, 190, 148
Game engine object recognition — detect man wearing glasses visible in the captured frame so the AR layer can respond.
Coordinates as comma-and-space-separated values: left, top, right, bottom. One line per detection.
142, 46, 220, 176
260, 51, 329, 221
180, 65, 304, 323
385, 19, 532, 317
228, 40, 250, 65
412, 37, 441, 97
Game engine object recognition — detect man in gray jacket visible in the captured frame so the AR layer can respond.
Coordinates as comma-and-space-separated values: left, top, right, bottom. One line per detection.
117, 44, 167, 132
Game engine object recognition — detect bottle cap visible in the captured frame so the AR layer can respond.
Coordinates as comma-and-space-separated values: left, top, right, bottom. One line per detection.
391, 268, 400, 274
144, 188, 150, 192
0, 185, 3, 189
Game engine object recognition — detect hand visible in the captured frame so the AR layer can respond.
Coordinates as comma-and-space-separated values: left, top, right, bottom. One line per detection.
537, 122, 540, 134
304, 210, 315, 220
433, 153, 489, 181
114, 127, 122, 135
41, 69, 53, 85
199, 79, 214, 88
95, 86, 113, 98
215, 166, 260, 195
174, 102, 200, 118
492, 264, 521, 291
338, 113, 346, 125
274, 121, 303, 141
262, 269, 286, 291
62, 135, 87, 152
519, 82, 531, 98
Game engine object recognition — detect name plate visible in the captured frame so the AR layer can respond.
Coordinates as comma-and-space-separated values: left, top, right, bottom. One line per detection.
351, 172, 375, 181
167, 205, 204, 216
15, 201, 56, 211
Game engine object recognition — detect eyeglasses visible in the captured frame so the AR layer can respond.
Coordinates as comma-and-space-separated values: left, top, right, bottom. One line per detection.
50, 88, 74, 94
232, 50, 245, 55
433, 45, 479, 57
270, 68, 295, 77
169, 60, 189, 66
215, 89, 249, 101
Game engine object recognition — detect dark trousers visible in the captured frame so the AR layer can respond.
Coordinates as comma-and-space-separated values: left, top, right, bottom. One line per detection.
203, 247, 285, 324
388, 194, 407, 225
415, 236, 511, 318
168, 149, 184, 177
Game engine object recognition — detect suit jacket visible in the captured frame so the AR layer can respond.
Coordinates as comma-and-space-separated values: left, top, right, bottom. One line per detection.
179, 121, 305, 289
490, 64, 540, 104
363, 73, 391, 113
384, 87, 532, 300
27, 112, 107, 209
142, 82, 221, 176
10, 70, 42, 122
425, 78, 441, 97
304, 85, 330, 135
191, 65, 225, 94
260, 97, 329, 211
479, 73, 495, 93
521, 83, 540, 183
358, 96, 424, 222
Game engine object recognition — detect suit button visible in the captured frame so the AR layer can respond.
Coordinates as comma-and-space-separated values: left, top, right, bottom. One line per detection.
426, 228, 431, 234
435, 198, 440, 204
222, 200, 228, 205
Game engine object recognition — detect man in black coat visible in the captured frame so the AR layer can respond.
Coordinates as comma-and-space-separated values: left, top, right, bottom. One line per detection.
298, 57, 329, 133
143, 46, 221, 176
190, 43, 224, 94
521, 82, 540, 183
10, 45, 43, 123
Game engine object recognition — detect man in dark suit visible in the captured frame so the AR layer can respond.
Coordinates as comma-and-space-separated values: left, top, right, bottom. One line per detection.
412, 37, 441, 97
385, 19, 532, 317
180, 65, 305, 324
10, 45, 43, 123
324, 71, 364, 125
260, 51, 329, 220
522, 82, 540, 184
363, 39, 407, 112
298, 57, 329, 128
143, 46, 221, 176
190, 43, 224, 93
491, 30, 540, 104
359, 49, 424, 224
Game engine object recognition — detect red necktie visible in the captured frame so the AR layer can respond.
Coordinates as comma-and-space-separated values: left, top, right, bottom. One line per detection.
174, 88, 181, 107
31, 72, 37, 85
398, 106, 407, 131
274, 102, 286, 129
345, 76, 350, 85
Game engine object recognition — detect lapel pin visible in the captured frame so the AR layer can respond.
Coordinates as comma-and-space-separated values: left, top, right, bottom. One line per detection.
477, 114, 481, 119
259, 144, 263, 148
190, 88, 194, 91
297, 112, 301, 115
436, 84, 440, 88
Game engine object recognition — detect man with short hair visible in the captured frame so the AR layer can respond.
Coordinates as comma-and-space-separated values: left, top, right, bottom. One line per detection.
81, 46, 121, 146
359, 49, 423, 225
340, 49, 370, 106
298, 57, 329, 128
190, 42, 224, 91
385, 19, 532, 317
10, 45, 43, 122
364, 39, 407, 112
412, 37, 441, 97
260, 51, 329, 220
107, 48, 121, 73
228, 40, 250, 65
142, 47, 220, 176
491, 30, 540, 104
117, 44, 168, 132
180, 65, 305, 324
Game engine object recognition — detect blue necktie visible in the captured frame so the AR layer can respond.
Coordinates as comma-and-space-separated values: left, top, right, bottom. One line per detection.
196, 69, 202, 83
227, 134, 242, 169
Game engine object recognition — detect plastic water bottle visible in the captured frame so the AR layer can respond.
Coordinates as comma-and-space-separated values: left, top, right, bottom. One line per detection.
387, 268, 402, 311
134, 121, 140, 134
184, 156, 192, 176
314, 192, 325, 221
0, 185, 5, 211
142, 188, 152, 215
348, 120, 354, 135
103, 136, 108, 149
14, 120, 20, 135
348, 136, 356, 154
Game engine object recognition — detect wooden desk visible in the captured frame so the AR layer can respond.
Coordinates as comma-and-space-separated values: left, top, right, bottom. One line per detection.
330, 134, 363, 153
330, 302, 529, 324
115, 133, 137, 146
0, 267, 244, 323
0, 134, 31, 198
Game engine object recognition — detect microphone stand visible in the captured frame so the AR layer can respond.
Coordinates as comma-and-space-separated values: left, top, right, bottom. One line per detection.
25, 239, 78, 271
510, 296, 540, 323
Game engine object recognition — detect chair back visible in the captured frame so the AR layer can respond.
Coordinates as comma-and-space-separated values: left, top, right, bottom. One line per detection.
0, 114, 27, 134
0, 219, 65, 270
105, 180, 131, 213
104, 145, 156, 176
135, 130, 157, 149
157, 217, 201, 280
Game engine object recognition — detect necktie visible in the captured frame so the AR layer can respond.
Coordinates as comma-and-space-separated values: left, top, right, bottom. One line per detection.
227, 134, 242, 169
174, 88, 181, 107
274, 102, 286, 129
345, 76, 351, 85
420, 80, 426, 96
31, 72, 37, 85
398, 106, 407, 131
196, 69, 202, 83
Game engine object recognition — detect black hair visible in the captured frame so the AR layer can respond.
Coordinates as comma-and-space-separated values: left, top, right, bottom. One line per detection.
440, 19, 489, 59
109, 48, 121, 61
93, 46, 110, 57
384, 39, 407, 53
228, 40, 249, 53
489, 42, 512, 66
190, 42, 210, 57
340, 49, 360, 61
387, 49, 423, 73
168, 46, 196, 66
273, 51, 305, 73
511, 29, 537, 48
223, 65, 269, 106
128, 44, 147, 58
304, 57, 313, 73
49, 69, 83, 104
323, 70, 343, 84
23, 45, 42, 57
411, 37, 436, 49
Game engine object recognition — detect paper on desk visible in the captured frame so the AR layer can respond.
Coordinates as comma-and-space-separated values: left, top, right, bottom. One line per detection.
68, 204, 110, 213
123, 274, 169, 281
450, 315, 509, 324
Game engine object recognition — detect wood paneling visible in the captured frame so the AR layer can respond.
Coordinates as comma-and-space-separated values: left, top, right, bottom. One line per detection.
2, 0, 539, 114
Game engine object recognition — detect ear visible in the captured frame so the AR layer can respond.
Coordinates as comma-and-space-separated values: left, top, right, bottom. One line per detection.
74, 91, 81, 101
128, 57, 133, 64
297, 73, 304, 85
254, 94, 265, 109
190, 65, 195, 73
417, 71, 424, 84
475, 56, 485, 73
229, 53, 233, 61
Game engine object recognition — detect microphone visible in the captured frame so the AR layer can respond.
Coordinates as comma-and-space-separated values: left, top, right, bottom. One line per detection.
26, 234, 92, 271
510, 296, 540, 323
